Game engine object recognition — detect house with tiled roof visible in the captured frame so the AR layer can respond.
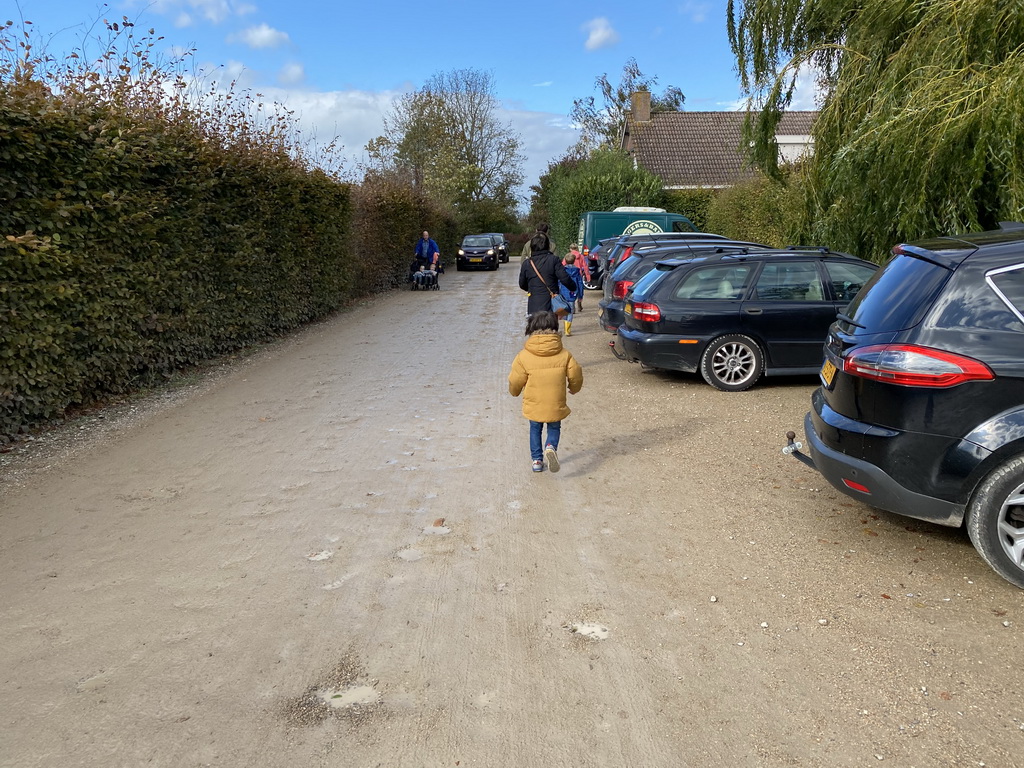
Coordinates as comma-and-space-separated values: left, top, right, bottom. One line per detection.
619, 92, 818, 189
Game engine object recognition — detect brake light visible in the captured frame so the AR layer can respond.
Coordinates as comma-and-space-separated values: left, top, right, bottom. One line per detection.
843, 344, 994, 387
630, 301, 661, 322
583, 247, 589, 256
612, 280, 634, 299
615, 246, 633, 267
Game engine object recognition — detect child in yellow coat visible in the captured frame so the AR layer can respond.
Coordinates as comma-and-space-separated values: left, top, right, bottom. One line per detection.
508, 311, 584, 472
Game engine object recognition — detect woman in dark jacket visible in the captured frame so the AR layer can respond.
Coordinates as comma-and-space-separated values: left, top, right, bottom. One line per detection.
519, 232, 577, 316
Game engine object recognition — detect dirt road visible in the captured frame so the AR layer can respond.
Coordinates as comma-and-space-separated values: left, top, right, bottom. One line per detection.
2, 262, 1022, 768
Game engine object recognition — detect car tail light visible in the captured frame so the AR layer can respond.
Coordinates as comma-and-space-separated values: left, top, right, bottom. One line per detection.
843, 344, 995, 387
583, 247, 589, 256
630, 301, 661, 322
612, 280, 634, 299
614, 246, 633, 267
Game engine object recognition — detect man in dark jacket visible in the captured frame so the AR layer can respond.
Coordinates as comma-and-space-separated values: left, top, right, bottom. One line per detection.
519, 232, 576, 316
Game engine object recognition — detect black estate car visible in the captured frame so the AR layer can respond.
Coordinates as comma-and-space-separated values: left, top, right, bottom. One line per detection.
599, 239, 768, 333
615, 248, 877, 390
456, 235, 501, 271
800, 223, 1024, 588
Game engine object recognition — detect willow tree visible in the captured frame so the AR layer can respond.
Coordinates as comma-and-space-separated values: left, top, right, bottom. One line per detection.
728, 1, 1024, 259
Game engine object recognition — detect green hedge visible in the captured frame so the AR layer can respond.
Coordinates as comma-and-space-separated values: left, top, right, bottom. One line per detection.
703, 172, 805, 247
0, 83, 358, 438
662, 188, 716, 232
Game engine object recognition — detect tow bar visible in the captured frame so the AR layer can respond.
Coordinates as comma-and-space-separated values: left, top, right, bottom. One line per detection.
782, 430, 816, 469
609, 336, 628, 361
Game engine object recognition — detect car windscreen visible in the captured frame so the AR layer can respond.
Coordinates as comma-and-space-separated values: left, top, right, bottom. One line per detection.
842, 254, 951, 333
462, 237, 492, 247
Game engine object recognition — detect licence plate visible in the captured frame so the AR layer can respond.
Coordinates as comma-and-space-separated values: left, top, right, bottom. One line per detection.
470, 258, 482, 263
624, 302, 632, 316
820, 359, 837, 387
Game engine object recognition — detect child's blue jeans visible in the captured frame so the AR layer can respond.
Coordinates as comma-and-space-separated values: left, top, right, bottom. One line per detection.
529, 420, 561, 461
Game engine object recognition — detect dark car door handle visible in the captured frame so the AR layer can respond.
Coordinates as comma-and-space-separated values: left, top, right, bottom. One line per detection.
743, 307, 763, 315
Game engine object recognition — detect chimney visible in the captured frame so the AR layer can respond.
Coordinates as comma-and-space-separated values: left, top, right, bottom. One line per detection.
631, 90, 651, 123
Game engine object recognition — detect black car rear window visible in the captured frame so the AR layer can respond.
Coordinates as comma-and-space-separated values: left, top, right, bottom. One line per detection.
630, 263, 676, 299
843, 254, 951, 333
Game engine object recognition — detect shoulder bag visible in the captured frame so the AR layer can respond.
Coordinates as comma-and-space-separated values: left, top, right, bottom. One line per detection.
528, 256, 571, 317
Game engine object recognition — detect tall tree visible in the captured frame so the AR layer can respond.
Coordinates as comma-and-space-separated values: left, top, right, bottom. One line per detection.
366, 68, 524, 214
570, 58, 685, 152
728, 0, 1024, 257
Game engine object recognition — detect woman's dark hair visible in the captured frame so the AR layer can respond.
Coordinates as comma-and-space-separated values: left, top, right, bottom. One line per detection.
530, 232, 549, 253
525, 311, 559, 335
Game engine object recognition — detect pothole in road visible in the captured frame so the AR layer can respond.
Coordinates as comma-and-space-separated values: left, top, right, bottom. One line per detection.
317, 685, 381, 709
569, 622, 610, 641
281, 656, 385, 728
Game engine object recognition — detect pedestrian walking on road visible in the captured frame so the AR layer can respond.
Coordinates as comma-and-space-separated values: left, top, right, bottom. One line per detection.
414, 230, 440, 270
519, 232, 576, 317
520, 222, 556, 261
559, 254, 583, 336
568, 243, 589, 310
508, 311, 584, 473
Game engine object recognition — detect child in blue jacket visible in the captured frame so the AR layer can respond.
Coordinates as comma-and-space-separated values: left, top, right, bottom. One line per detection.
560, 254, 584, 336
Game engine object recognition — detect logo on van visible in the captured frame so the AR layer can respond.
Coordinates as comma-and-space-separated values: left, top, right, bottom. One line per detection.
623, 219, 665, 236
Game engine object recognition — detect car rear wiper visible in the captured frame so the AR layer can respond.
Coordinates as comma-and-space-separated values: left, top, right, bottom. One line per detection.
836, 312, 865, 328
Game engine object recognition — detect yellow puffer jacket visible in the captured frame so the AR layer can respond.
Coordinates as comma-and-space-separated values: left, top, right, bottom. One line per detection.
508, 332, 583, 422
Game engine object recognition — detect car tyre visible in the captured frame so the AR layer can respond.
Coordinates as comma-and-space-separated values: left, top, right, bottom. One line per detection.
456, 263, 464, 271
966, 455, 1024, 589
700, 334, 764, 392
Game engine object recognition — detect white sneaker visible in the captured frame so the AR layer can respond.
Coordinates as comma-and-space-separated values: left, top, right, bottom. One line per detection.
544, 445, 559, 473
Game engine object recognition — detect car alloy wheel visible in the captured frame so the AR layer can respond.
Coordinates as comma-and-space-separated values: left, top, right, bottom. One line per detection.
700, 334, 764, 392
966, 456, 1024, 589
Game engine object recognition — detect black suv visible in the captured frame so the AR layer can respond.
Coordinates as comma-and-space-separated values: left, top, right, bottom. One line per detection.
485, 233, 509, 262
801, 223, 1024, 588
616, 248, 877, 390
456, 234, 501, 271
599, 238, 768, 333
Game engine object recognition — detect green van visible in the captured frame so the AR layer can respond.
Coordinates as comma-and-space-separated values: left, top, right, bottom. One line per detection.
577, 207, 698, 254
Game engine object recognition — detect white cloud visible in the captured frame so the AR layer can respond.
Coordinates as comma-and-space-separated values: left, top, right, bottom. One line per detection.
582, 17, 620, 51
144, 0, 252, 25
500, 108, 579, 204
147, 0, 232, 25
679, 2, 711, 23
230, 23, 290, 49
278, 62, 305, 86
787, 65, 823, 109
174, 12, 193, 28
718, 62, 823, 111
533, 81, 553, 88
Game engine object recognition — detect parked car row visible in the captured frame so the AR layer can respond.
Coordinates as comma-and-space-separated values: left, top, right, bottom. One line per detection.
457, 233, 508, 271
597, 222, 1024, 589
605, 242, 878, 390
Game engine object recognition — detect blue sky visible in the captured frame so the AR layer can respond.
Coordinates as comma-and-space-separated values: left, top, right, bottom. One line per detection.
9, 0, 815, 203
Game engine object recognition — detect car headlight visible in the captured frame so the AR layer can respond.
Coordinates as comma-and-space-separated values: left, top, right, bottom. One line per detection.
458, 249, 465, 255
487, 249, 494, 255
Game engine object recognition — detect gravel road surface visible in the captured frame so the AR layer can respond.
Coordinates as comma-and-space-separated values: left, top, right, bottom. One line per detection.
2, 261, 1022, 767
